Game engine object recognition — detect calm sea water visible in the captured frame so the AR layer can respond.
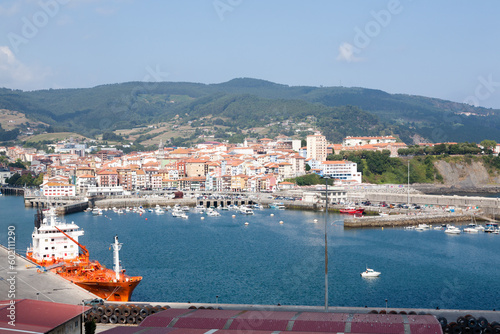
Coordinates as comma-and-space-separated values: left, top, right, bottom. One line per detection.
1, 195, 499, 310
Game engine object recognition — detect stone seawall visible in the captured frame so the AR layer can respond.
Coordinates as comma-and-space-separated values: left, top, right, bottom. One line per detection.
344, 213, 472, 228
95, 198, 197, 208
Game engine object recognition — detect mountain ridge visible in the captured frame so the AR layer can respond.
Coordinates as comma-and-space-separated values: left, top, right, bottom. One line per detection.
0, 78, 498, 145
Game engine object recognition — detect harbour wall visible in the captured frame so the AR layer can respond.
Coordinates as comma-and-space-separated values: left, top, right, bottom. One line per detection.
351, 192, 500, 214
344, 213, 472, 228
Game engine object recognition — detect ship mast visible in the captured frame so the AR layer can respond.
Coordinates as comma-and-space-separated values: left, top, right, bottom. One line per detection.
111, 235, 122, 280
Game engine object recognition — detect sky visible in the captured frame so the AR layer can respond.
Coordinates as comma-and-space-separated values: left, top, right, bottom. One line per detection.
1, 0, 500, 108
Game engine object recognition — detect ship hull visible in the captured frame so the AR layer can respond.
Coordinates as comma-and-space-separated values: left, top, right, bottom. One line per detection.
74, 280, 141, 302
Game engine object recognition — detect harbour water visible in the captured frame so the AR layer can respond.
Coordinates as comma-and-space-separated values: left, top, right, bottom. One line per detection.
1, 195, 500, 310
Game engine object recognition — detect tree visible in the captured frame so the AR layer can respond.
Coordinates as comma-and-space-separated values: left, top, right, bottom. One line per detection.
480, 139, 497, 154
305, 164, 311, 172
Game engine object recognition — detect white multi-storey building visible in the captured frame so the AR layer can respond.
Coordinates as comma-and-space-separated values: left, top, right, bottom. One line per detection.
343, 136, 397, 147
320, 160, 362, 183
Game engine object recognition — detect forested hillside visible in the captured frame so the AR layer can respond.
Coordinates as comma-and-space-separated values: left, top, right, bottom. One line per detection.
0, 78, 499, 144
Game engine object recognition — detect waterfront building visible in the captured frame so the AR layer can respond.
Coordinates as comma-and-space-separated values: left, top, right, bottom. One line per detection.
76, 174, 96, 195
0, 299, 90, 334
86, 185, 126, 196
320, 160, 362, 183
96, 169, 118, 187
278, 181, 295, 190
302, 186, 348, 204
150, 174, 163, 189
185, 158, 208, 177
0, 167, 13, 184
43, 181, 76, 197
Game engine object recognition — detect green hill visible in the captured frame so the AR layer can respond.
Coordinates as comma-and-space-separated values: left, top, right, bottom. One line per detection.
0, 78, 498, 144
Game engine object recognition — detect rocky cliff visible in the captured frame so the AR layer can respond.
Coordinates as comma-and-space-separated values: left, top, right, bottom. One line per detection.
414, 160, 500, 194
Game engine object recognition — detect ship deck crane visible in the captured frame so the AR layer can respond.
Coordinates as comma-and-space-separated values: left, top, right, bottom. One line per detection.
54, 226, 89, 262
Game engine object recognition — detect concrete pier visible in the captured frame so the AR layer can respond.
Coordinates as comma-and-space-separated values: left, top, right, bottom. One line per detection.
0, 245, 96, 304
344, 213, 472, 228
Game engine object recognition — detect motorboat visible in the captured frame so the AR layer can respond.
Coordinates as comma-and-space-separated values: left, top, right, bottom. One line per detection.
444, 225, 461, 234
361, 268, 381, 277
434, 224, 446, 230
463, 223, 480, 233
194, 205, 205, 213
253, 204, 264, 210
239, 206, 254, 215
404, 226, 415, 230
484, 222, 499, 233
181, 206, 190, 212
339, 207, 364, 215
415, 224, 430, 231
172, 208, 185, 218
269, 203, 286, 210
92, 208, 103, 215
206, 209, 221, 217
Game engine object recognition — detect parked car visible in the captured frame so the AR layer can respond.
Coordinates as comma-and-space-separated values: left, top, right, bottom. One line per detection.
84, 298, 104, 306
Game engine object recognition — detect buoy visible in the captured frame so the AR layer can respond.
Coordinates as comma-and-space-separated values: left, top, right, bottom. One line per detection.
232, 215, 236, 218
313, 219, 318, 223
201, 217, 205, 220
270, 214, 274, 217
381, 227, 383, 230
244, 222, 249, 225
279, 221, 284, 224
145, 218, 148, 221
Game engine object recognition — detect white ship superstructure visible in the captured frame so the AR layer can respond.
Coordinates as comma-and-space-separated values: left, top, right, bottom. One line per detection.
27, 208, 84, 263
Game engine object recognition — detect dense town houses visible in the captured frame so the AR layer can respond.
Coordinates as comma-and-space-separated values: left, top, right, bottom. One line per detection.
0, 133, 416, 194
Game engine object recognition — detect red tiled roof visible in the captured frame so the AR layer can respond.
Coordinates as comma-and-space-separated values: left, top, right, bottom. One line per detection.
0, 299, 90, 333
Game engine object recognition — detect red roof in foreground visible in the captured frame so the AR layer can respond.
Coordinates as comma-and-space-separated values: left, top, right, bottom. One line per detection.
0, 299, 90, 333
102, 308, 442, 334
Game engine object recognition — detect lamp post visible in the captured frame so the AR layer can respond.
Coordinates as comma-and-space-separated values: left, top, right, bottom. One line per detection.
323, 175, 331, 311
407, 160, 410, 206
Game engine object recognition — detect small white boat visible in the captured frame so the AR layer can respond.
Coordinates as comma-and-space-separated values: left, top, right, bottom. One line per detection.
172, 209, 185, 217
463, 224, 480, 233
444, 225, 461, 234
404, 226, 415, 230
253, 204, 263, 210
194, 205, 205, 213
206, 209, 221, 217
181, 206, 190, 212
239, 206, 254, 215
154, 205, 165, 214
361, 268, 381, 277
415, 224, 430, 231
92, 208, 103, 215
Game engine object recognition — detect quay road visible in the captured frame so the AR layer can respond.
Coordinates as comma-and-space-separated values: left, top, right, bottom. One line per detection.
0, 245, 96, 304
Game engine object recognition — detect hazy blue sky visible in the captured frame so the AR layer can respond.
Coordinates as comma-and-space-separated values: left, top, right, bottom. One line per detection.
1, 0, 500, 108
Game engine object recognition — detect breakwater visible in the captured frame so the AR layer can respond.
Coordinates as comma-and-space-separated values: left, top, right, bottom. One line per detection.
351, 191, 500, 210
344, 213, 472, 228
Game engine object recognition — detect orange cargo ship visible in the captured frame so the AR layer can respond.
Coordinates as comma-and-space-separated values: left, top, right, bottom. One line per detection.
26, 208, 142, 301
